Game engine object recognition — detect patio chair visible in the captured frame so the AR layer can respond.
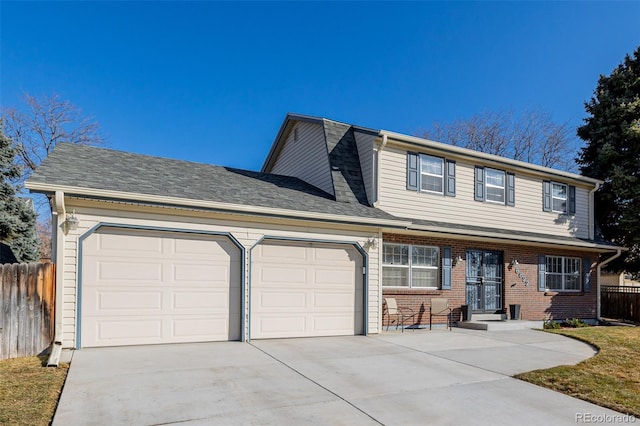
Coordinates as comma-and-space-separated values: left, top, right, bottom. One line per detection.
430, 298, 452, 331
383, 297, 417, 332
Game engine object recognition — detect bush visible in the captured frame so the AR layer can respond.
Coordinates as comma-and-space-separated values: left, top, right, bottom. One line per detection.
564, 318, 589, 328
544, 319, 561, 329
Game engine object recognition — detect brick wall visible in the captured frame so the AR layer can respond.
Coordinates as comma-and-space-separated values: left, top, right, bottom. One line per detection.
381, 233, 597, 326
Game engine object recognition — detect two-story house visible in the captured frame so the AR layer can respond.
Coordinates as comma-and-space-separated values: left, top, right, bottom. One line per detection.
26, 113, 622, 360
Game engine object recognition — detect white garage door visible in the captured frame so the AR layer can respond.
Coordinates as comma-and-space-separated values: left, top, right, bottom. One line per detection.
81, 228, 241, 348
251, 241, 363, 339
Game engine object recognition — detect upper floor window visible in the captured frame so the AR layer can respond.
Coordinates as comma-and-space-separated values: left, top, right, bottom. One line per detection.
474, 166, 515, 206
543, 181, 575, 215
407, 152, 456, 196
420, 155, 444, 193
382, 243, 439, 288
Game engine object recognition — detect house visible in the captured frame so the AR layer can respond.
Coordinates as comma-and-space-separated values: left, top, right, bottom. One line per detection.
25, 113, 623, 355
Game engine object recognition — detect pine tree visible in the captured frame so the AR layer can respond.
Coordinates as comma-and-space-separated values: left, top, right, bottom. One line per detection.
577, 46, 640, 274
0, 125, 40, 262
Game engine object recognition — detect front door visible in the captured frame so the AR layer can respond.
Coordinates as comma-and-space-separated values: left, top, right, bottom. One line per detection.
466, 250, 503, 313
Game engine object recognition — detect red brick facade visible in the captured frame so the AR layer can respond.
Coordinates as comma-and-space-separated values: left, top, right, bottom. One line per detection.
381, 233, 596, 327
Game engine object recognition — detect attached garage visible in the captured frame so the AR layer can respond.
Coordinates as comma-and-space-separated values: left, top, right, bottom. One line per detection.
250, 240, 364, 339
80, 227, 242, 348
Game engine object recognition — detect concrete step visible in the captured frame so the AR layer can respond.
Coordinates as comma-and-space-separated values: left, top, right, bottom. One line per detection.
457, 320, 544, 331
471, 313, 506, 321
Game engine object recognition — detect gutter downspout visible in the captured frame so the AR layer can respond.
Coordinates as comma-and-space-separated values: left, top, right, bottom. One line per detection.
596, 249, 622, 322
47, 191, 66, 367
373, 133, 388, 208
588, 182, 601, 240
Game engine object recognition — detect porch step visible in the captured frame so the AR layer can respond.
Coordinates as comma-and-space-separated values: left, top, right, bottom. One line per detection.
471, 314, 507, 321
457, 320, 544, 331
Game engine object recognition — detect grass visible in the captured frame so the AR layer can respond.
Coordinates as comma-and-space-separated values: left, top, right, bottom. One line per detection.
516, 326, 640, 418
0, 354, 69, 426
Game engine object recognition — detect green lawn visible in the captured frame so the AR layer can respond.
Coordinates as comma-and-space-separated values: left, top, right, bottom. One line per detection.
0, 354, 69, 426
516, 326, 640, 418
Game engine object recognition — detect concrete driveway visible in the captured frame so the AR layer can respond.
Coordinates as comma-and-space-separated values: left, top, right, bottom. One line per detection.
53, 329, 630, 425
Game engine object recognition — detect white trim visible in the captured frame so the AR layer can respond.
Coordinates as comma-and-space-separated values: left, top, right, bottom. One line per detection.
25, 182, 411, 228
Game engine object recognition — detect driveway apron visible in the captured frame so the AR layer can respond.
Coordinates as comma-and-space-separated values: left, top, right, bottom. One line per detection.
53, 329, 630, 425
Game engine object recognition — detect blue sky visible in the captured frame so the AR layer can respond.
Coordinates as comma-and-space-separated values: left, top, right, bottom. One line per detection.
2, 1, 639, 171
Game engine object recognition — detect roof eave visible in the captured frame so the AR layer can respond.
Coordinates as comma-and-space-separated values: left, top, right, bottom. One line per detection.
405, 223, 624, 252
378, 129, 604, 187
26, 181, 410, 229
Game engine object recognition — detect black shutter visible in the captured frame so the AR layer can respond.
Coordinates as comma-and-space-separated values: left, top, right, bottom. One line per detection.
506, 172, 515, 206
568, 185, 576, 215
474, 167, 485, 201
542, 181, 551, 212
445, 160, 456, 197
442, 247, 452, 290
407, 153, 418, 190
538, 255, 547, 291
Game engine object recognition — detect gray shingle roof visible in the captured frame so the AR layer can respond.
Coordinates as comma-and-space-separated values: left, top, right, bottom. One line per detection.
27, 143, 400, 222
323, 120, 369, 205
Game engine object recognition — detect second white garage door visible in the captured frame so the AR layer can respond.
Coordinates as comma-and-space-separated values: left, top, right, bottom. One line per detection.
251, 240, 363, 339
81, 228, 241, 348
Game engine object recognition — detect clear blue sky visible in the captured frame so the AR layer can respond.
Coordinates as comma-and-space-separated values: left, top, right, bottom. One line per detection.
2, 1, 639, 171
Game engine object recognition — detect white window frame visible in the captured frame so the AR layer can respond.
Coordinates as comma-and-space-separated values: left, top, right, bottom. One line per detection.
551, 182, 568, 213
545, 256, 582, 292
382, 243, 440, 289
419, 154, 444, 195
485, 168, 506, 204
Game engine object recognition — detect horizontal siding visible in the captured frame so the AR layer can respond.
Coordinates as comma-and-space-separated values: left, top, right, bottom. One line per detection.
378, 147, 590, 239
59, 199, 380, 348
271, 121, 334, 196
354, 131, 375, 205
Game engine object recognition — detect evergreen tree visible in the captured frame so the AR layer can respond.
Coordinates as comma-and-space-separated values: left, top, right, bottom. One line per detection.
0, 125, 40, 262
577, 46, 640, 274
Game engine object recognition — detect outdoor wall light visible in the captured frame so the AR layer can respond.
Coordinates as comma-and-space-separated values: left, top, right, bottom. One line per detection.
365, 236, 378, 250
511, 259, 519, 267
455, 255, 463, 265
65, 210, 80, 233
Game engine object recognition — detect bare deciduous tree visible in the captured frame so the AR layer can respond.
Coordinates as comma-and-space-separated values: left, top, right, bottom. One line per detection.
2, 93, 104, 180
422, 108, 577, 172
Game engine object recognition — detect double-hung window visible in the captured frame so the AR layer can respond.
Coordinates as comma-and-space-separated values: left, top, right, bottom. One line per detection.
545, 256, 581, 291
382, 243, 439, 288
407, 153, 456, 196
474, 166, 515, 206
420, 155, 444, 194
542, 181, 576, 215
485, 168, 506, 203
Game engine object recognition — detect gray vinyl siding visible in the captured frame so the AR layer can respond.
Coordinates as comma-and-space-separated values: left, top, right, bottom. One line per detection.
378, 147, 590, 239
271, 121, 334, 196
354, 131, 375, 205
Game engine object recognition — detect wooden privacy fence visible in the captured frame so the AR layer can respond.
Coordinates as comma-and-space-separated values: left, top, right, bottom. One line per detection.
601, 286, 640, 323
0, 263, 55, 360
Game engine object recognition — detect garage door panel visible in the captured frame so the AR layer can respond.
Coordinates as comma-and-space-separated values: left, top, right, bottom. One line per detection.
81, 229, 241, 347
96, 291, 163, 312
258, 243, 308, 261
312, 292, 354, 309
95, 232, 164, 254
251, 242, 363, 339
256, 316, 306, 337
96, 319, 162, 342
172, 291, 229, 309
96, 260, 163, 282
258, 266, 307, 284
312, 315, 355, 333
173, 264, 229, 283
258, 291, 307, 309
